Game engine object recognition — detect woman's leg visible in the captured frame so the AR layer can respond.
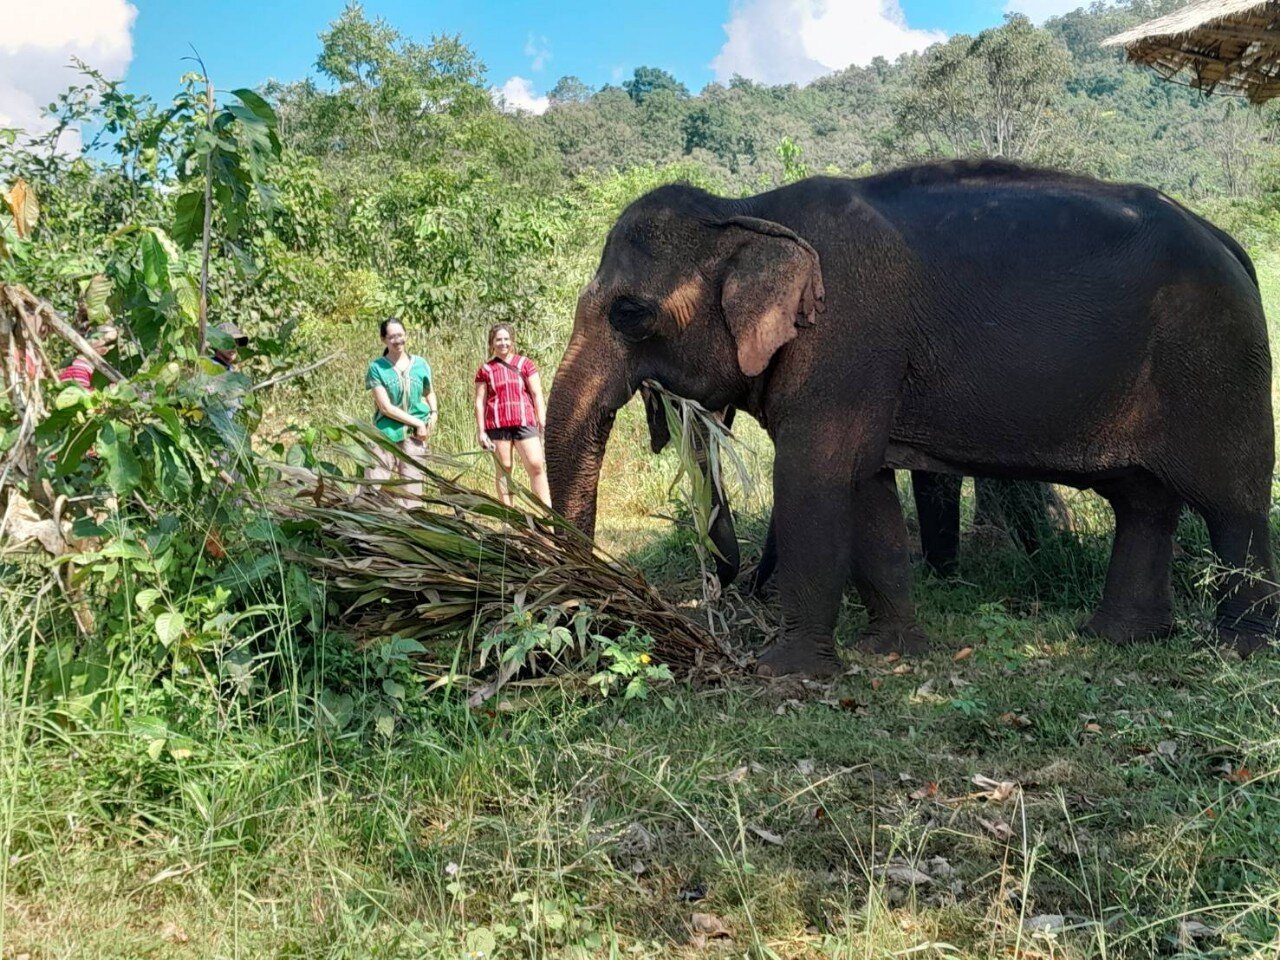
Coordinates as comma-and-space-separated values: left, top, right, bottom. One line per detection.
399, 436, 428, 503
491, 439, 516, 506
366, 443, 394, 490
514, 435, 551, 507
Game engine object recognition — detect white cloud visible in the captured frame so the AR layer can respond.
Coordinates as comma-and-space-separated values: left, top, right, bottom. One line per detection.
523, 34, 552, 72
492, 76, 550, 115
712, 0, 946, 85
0, 0, 137, 148
1003, 0, 1083, 23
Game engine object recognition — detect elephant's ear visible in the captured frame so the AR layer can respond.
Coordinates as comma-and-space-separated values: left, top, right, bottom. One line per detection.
719, 216, 825, 378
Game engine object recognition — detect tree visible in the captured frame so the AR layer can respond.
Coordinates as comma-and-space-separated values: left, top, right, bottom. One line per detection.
623, 67, 689, 105
895, 15, 1072, 161
548, 76, 593, 106
294, 3, 496, 160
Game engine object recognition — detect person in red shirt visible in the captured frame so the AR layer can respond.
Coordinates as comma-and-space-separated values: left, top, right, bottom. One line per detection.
473, 323, 551, 508
58, 324, 118, 390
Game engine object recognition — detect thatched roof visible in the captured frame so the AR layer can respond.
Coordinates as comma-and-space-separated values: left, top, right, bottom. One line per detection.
1102, 0, 1280, 103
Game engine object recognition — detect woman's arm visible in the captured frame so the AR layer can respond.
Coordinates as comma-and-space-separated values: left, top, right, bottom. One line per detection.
474, 381, 494, 450
371, 384, 426, 431
423, 386, 438, 438
527, 371, 548, 430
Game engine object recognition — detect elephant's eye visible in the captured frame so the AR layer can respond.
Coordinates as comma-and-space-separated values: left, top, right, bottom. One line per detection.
607, 296, 656, 341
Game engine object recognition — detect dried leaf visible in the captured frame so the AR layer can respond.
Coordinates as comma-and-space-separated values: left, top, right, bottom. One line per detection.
1224, 765, 1253, 784
892, 663, 912, 675
885, 652, 902, 664
748, 825, 784, 845
953, 646, 974, 661
691, 912, 731, 938
5, 178, 38, 238
909, 781, 939, 801
876, 862, 932, 886
796, 758, 815, 777
1083, 722, 1102, 734
971, 775, 1019, 802
1023, 914, 1066, 934
978, 816, 1014, 841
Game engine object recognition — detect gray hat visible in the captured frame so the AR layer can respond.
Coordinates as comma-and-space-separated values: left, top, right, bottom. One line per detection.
217, 321, 249, 347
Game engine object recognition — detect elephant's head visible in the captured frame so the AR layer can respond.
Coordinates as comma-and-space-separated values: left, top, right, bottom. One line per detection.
546, 184, 825, 539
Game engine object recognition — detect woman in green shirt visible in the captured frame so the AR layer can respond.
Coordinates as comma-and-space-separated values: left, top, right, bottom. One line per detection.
365, 317, 437, 503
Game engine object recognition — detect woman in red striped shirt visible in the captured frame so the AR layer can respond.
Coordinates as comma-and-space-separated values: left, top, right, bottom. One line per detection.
58, 324, 118, 390
473, 323, 551, 508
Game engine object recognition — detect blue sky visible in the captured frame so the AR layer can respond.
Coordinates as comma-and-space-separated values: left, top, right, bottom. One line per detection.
4, 0, 1086, 138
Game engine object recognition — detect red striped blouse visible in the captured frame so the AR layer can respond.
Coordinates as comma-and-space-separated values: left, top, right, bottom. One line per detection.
475, 355, 539, 431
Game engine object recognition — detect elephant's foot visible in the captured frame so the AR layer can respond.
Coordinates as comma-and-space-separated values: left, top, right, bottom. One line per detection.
756, 637, 843, 678
922, 555, 958, 580
1214, 616, 1275, 658
855, 621, 930, 656
1079, 608, 1172, 645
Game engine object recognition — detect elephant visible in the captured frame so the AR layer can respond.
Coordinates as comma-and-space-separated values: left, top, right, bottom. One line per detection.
546, 160, 1276, 676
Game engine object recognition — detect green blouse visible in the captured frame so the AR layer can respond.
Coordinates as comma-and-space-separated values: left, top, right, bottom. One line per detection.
365, 355, 433, 442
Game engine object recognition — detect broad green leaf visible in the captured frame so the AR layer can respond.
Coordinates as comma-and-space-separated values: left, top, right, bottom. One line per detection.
97, 420, 142, 496
139, 230, 169, 290
134, 588, 162, 612
154, 611, 186, 646
173, 275, 199, 322
54, 420, 100, 476
146, 738, 166, 761
382, 679, 406, 699
230, 89, 278, 127
173, 191, 204, 248
82, 274, 112, 323
128, 716, 169, 739
53, 385, 89, 410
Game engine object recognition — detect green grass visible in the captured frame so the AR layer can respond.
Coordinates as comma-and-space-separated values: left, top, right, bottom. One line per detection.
4, 496, 1280, 958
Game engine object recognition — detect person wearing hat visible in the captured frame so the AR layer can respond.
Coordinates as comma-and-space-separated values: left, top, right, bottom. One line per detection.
211, 321, 249, 372
58, 324, 118, 390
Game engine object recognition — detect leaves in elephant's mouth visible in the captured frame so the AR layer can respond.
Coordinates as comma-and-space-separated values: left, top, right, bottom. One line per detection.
644, 378, 752, 568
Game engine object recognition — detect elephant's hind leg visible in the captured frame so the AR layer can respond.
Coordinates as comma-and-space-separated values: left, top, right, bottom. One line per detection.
1081, 474, 1181, 643
849, 469, 929, 655
1201, 508, 1277, 656
911, 470, 961, 577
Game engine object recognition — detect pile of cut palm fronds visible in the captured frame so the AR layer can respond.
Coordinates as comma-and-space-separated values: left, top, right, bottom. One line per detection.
270, 426, 731, 675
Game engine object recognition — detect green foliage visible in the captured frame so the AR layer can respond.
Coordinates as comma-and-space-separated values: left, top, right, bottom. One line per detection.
894, 15, 1073, 161
622, 66, 689, 105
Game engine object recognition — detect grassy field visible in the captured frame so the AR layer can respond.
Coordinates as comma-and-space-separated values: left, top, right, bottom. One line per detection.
3, 240, 1280, 958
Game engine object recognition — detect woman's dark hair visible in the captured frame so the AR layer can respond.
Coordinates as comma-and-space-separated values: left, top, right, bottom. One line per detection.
487, 322, 515, 352
379, 317, 404, 357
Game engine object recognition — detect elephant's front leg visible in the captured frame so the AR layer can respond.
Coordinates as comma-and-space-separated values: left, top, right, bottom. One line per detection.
755, 461, 856, 677
756, 466, 926, 677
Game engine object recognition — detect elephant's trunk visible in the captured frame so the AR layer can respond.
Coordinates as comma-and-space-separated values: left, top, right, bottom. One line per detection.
546, 328, 630, 539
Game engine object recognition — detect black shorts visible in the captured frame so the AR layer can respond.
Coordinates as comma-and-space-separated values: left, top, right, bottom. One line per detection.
488, 425, 538, 442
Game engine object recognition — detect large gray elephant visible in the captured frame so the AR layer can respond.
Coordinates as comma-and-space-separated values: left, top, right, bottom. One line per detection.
547, 160, 1276, 676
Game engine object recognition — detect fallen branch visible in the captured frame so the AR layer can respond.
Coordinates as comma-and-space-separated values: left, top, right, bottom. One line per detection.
251, 352, 339, 392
